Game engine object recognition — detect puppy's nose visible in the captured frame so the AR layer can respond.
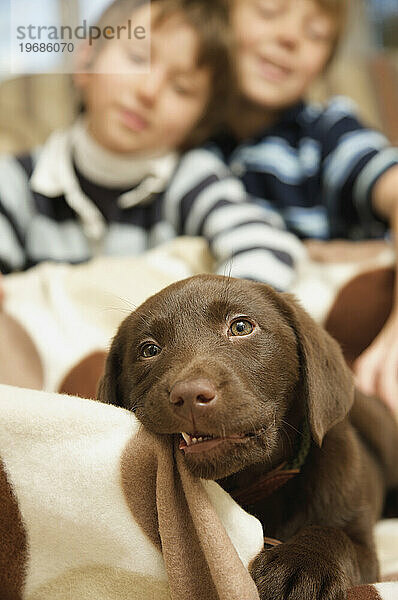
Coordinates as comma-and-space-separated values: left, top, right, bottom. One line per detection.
170, 378, 217, 415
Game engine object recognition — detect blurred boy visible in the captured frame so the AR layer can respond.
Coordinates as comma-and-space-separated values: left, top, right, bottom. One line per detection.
215, 0, 398, 407
0, 0, 303, 294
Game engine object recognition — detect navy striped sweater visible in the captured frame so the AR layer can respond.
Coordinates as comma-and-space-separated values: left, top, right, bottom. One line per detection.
0, 128, 304, 291
211, 97, 398, 241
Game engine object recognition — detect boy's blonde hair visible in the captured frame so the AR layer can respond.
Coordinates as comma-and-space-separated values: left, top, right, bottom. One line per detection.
88, 0, 234, 149
316, 0, 348, 62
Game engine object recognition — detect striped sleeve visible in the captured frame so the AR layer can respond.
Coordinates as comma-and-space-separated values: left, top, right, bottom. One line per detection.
0, 154, 34, 273
319, 97, 398, 236
163, 149, 305, 291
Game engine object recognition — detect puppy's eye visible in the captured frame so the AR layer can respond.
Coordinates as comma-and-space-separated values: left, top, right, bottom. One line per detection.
140, 343, 162, 358
229, 319, 254, 336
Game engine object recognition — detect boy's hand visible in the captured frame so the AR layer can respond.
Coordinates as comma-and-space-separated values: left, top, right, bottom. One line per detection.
353, 310, 398, 412
368, 170, 398, 411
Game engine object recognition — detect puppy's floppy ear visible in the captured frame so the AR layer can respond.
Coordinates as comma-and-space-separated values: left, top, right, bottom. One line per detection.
97, 329, 125, 407
271, 289, 354, 447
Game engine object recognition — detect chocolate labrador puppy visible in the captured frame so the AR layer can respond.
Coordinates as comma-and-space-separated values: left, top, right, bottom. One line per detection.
98, 275, 398, 600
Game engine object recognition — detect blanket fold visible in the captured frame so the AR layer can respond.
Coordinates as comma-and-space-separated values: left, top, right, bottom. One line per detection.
0, 384, 263, 600
122, 428, 261, 600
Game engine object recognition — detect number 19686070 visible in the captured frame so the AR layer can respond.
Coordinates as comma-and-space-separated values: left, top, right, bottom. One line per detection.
19, 42, 74, 53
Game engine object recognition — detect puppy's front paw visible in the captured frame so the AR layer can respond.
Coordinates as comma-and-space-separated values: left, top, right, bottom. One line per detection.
250, 543, 349, 600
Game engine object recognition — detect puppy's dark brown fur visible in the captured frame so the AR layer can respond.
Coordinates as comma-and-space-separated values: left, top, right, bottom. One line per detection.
98, 275, 398, 600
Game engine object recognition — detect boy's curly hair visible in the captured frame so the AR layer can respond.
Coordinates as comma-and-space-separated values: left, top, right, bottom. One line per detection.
88, 0, 235, 150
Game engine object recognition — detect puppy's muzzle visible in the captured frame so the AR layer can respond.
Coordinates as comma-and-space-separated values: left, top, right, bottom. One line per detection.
169, 378, 217, 421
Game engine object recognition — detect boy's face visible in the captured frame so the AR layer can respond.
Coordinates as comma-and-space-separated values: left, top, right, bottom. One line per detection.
231, 0, 337, 110
75, 6, 211, 154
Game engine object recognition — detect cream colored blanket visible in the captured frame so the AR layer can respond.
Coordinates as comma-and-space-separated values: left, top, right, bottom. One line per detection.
1, 385, 397, 600
0, 384, 263, 600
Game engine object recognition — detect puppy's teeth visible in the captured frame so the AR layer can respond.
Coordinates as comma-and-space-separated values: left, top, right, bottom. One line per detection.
198, 437, 203, 442
181, 432, 191, 445
192, 437, 198, 444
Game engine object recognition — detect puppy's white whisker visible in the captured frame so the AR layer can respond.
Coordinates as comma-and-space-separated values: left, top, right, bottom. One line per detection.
101, 292, 138, 312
